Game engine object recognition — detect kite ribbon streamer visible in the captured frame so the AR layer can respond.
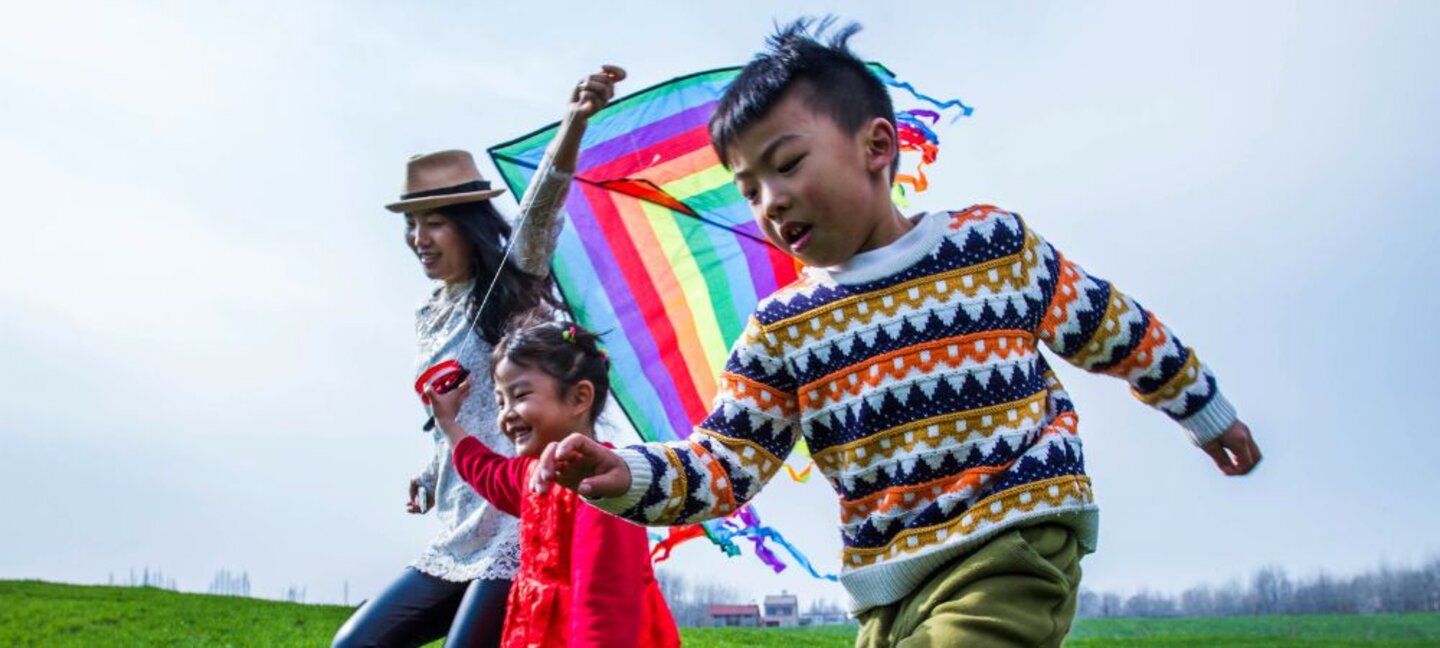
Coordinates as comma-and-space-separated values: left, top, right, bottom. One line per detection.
728, 507, 839, 581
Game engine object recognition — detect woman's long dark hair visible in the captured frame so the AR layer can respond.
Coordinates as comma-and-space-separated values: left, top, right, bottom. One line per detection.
436, 200, 567, 345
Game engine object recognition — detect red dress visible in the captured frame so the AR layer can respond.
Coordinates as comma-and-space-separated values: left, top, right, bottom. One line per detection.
452, 436, 681, 648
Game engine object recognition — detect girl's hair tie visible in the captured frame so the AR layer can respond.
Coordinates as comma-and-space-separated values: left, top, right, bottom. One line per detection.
563, 325, 577, 343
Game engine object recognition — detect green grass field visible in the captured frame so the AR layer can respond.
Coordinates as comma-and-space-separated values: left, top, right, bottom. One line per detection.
3, 580, 1439, 647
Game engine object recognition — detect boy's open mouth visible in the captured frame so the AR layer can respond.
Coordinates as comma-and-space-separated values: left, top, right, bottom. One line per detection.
779, 222, 813, 249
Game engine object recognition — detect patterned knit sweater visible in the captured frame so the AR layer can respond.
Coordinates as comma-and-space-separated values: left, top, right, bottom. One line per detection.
589, 205, 1238, 612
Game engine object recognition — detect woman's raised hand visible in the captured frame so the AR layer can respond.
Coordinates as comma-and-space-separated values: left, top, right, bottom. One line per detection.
572, 65, 627, 119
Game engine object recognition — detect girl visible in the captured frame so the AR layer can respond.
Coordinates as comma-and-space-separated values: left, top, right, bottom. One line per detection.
331, 66, 626, 648
427, 320, 680, 648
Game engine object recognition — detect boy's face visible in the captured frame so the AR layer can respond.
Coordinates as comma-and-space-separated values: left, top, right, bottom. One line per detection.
729, 89, 892, 267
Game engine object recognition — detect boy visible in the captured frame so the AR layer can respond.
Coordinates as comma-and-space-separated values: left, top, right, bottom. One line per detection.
534, 19, 1260, 647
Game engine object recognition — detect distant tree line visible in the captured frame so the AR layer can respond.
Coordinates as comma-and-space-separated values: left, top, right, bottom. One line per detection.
109, 567, 177, 591
655, 569, 746, 627
207, 569, 251, 597
806, 597, 846, 617
281, 584, 308, 604
1079, 558, 1440, 617
107, 567, 314, 603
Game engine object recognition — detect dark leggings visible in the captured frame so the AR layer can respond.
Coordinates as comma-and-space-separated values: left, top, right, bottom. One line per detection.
331, 568, 511, 648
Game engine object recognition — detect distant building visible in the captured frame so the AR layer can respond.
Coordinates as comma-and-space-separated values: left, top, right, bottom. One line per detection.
799, 610, 853, 626
707, 604, 762, 627
762, 591, 799, 627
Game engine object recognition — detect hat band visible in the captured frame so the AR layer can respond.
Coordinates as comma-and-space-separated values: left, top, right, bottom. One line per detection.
401, 180, 492, 200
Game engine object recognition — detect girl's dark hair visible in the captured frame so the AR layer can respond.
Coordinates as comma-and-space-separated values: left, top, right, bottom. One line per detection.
709, 17, 898, 177
434, 200, 566, 345
491, 317, 610, 423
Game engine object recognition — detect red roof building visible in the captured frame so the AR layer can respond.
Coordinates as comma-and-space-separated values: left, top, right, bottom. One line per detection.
706, 604, 762, 627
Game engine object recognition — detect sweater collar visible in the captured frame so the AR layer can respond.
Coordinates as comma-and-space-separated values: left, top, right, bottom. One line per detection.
811, 212, 944, 285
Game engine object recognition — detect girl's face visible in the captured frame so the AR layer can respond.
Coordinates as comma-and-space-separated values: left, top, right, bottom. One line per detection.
405, 210, 473, 284
492, 357, 594, 457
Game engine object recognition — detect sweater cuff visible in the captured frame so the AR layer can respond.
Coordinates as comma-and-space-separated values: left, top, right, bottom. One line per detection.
582, 448, 653, 516
1180, 391, 1238, 446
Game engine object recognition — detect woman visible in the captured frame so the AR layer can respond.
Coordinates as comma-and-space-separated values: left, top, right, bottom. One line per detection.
332, 65, 625, 648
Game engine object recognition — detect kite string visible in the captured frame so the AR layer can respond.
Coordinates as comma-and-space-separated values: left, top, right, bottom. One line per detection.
452, 111, 580, 363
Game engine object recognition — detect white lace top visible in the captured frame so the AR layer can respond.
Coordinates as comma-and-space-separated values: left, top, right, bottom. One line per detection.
408, 161, 572, 582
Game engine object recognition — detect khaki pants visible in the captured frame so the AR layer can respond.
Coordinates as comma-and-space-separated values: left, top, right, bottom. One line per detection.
855, 523, 1082, 648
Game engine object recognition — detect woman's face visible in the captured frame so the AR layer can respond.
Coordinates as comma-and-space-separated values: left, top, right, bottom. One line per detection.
405, 210, 473, 284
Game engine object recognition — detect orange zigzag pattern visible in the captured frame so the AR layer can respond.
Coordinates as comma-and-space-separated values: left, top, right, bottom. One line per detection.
718, 371, 799, 418
949, 205, 1002, 230
835, 412, 1079, 524
842, 475, 1094, 568
1039, 255, 1084, 343
799, 330, 1035, 408
1098, 305, 1171, 380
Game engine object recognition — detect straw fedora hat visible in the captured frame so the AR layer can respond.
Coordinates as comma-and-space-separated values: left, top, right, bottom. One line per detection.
385, 149, 506, 213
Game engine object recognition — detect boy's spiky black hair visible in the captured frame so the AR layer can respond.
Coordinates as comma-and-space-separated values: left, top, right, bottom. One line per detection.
709, 17, 897, 175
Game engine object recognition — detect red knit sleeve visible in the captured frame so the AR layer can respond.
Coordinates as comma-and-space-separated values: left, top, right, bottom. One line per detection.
569, 503, 649, 647
451, 436, 530, 517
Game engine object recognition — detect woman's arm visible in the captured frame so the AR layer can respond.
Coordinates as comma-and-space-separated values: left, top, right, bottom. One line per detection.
511, 65, 626, 276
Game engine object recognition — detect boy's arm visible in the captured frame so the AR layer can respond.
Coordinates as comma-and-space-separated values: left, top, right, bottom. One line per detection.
450, 434, 530, 517
1023, 213, 1258, 470
569, 504, 647, 647
538, 316, 802, 525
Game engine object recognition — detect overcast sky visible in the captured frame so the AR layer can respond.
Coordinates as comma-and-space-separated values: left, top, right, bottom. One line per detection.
3, 0, 1438, 609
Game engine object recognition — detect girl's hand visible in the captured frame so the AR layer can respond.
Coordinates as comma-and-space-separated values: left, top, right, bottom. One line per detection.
571, 65, 626, 119
426, 376, 472, 427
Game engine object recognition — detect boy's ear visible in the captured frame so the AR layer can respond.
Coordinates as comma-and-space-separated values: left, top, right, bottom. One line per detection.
568, 379, 596, 416
861, 117, 899, 177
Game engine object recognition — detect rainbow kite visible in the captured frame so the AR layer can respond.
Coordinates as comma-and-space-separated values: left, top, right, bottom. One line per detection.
488, 63, 970, 578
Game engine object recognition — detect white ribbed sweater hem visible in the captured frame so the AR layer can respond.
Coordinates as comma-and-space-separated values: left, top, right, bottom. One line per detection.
841, 506, 1099, 615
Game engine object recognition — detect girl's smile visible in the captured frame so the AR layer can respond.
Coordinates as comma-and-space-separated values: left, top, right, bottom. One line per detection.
492, 357, 594, 458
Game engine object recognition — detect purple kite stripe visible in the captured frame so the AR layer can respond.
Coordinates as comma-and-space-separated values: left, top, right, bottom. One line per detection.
561, 185, 695, 438
578, 101, 718, 174
730, 218, 783, 296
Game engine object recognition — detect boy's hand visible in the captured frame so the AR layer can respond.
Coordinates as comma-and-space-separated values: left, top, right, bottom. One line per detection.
425, 376, 471, 427
532, 433, 631, 498
571, 65, 626, 119
1202, 420, 1262, 476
